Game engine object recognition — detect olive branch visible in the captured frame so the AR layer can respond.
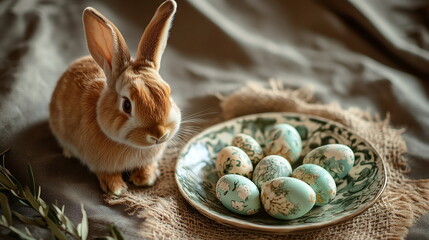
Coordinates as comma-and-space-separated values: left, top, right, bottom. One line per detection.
0, 149, 124, 240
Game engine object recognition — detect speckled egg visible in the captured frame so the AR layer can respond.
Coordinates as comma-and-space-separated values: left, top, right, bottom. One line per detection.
261, 177, 316, 220
264, 124, 302, 164
231, 133, 264, 166
292, 164, 336, 206
216, 146, 253, 178
252, 155, 292, 189
216, 174, 261, 215
303, 144, 355, 181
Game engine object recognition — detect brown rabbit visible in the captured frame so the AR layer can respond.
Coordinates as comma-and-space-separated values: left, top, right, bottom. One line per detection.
49, 0, 180, 195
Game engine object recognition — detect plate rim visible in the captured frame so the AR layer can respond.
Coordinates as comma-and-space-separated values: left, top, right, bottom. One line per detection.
175, 112, 387, 233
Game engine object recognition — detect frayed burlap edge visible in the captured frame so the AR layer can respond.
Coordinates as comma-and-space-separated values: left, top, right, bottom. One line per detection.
105, 81, 429, 240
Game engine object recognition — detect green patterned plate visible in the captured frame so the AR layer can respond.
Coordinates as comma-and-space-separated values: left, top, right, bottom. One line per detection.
175, 112, 386, 233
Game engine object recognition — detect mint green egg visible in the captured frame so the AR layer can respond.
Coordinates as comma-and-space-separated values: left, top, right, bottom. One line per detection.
216, 146, 253, 178
264, 124, 302, 164
252, 155, 292, 189
231, 133, 264, 166
261, 177, 315, 220
292, 164, 336, 206
303, 144, 355, 181
216, 174, 261, 215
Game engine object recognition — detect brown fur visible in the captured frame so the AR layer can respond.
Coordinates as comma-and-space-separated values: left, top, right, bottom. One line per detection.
50, 56, 168, 172
97, 172, 127, 195
49, 1, 179, 195
135, 1, 177, 70
130, 162, 160, 187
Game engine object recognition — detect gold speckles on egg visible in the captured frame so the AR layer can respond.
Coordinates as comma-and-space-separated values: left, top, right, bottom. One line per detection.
316, 194, 323, 204
309, 193, 316, 204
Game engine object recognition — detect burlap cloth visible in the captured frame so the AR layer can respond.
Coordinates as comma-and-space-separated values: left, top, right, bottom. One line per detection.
105, 82, 429, 240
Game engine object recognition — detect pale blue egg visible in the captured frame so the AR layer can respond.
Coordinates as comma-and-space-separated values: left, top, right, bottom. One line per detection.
252, 155, 292, 189
303, 144, 355, 181
261, 177, 316, 220
216, 146, 253, 178
216, 174, 261, 215
231, 133, 264, 166
264, 124, 302, 164
292, 164, 336, 206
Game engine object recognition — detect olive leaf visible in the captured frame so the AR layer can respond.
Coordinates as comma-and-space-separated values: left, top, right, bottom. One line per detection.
77, 204, 88, 240
27, 165, 38, 197
12, 211, 45, 227
45, 217, 68, 240
0, 149, 126, 240
52, 205, 79, 237
0, 192, 12, 225
94, 225, 125, 240
109, 226, 124, 240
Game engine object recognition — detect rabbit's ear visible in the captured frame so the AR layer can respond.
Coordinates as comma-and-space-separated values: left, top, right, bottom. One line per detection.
83, 7, 130, 83
135, 0, 177, 71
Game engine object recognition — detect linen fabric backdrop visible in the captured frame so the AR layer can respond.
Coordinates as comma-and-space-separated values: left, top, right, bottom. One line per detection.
1, 0, 428, 239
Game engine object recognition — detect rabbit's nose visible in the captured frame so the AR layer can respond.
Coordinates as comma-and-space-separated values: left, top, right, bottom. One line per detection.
159, 130, 170, 141
147, 135, 157, 144
147, 130, 170, 144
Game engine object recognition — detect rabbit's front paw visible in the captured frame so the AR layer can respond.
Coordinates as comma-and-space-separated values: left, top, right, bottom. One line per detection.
130, 163, 160, 187
96, 172, 127, 196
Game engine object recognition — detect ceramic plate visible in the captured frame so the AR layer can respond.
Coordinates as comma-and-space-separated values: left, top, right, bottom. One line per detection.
175, 112, 386, 233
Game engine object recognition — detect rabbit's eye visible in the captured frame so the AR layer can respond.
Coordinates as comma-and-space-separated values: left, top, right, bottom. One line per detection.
122, 97, 132, 114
